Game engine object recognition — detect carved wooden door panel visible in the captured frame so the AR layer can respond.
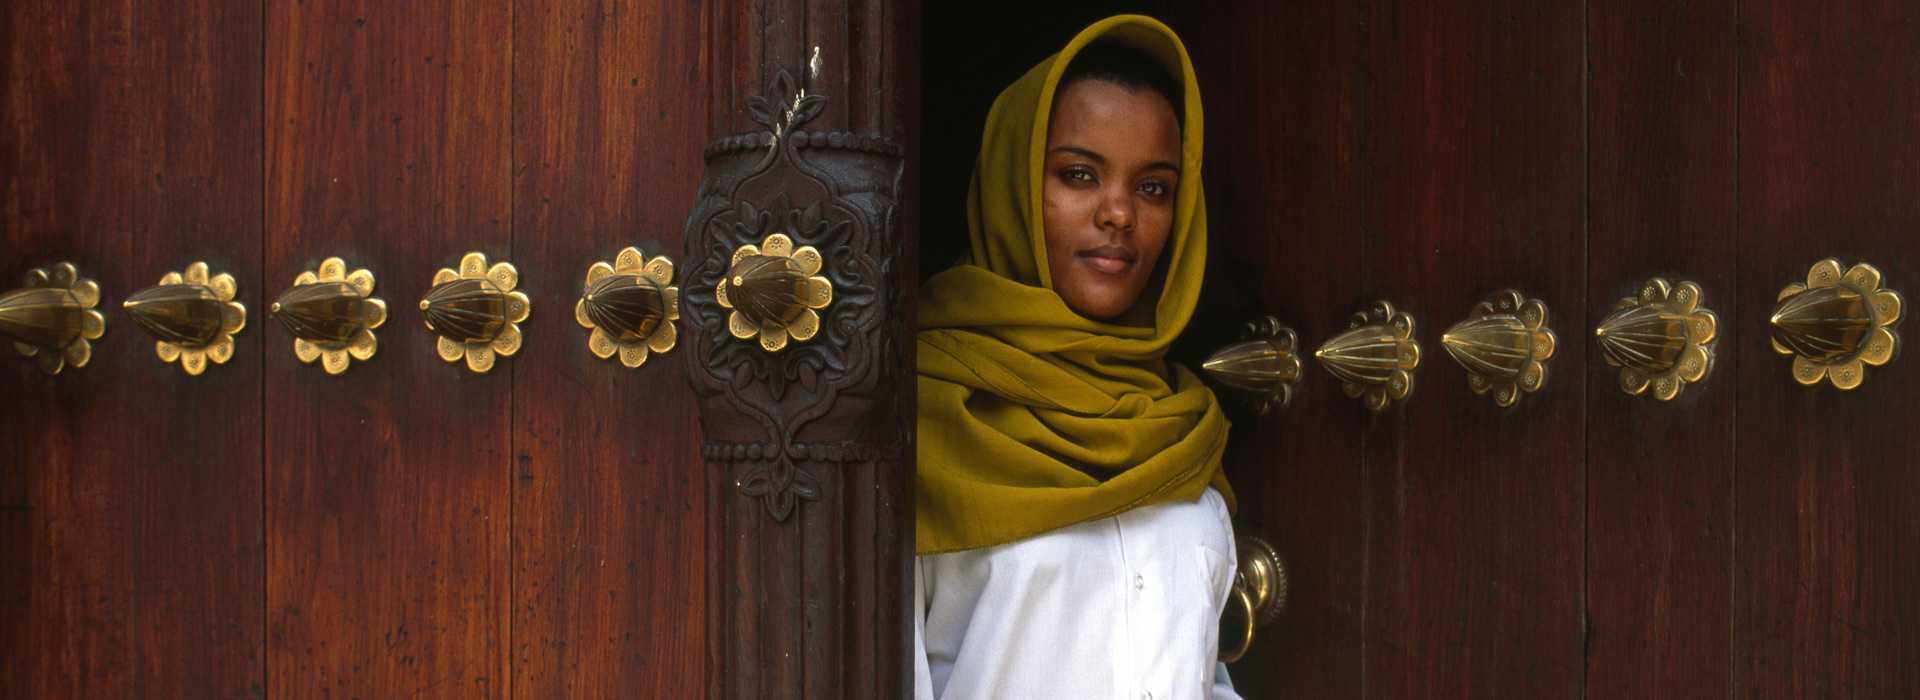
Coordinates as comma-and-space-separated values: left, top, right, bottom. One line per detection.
2, 1, 914, 697
1150, 1, 1920, 698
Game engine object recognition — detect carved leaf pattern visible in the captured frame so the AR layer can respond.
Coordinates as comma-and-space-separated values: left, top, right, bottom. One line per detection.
683, 66, 902, 521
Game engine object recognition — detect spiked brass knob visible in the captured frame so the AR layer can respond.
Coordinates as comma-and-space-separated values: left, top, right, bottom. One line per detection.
1442, 290, 1557, 407
1201, 316, 1303, 414
1770, 259, 1902, 390
123, 261, 246, 376
1596, 278, 1718, 401
0, 262, 106, 375
420, 252, 529, 374
577, 246, 679, 368
1315, 300, 1420, 412
272, 257, 386, 375
715, 233, 831, 352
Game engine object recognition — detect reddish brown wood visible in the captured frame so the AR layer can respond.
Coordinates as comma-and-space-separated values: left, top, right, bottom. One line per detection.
1151, 3, 1370, 697
0, 3, 138, 695
123, 2, 268, 697
1360, 1, 1587, 697
1585, 1, 1737, 697
506, 0, 708, 696
709, 0, 766, 139
1, 1, 266, 697
1735, 1, 1920, 696
263, 1, 512, 696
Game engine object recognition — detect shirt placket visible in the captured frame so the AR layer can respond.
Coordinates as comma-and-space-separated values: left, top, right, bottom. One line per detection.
1113, 510, 1157, 700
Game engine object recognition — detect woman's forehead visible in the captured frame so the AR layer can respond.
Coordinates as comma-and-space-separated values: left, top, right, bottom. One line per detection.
1046, 80, 1182, 167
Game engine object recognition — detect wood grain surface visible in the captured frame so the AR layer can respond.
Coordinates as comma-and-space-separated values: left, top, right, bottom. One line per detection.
1359, 1, 1587, 696
1152, 1, 1919, 697
1, 1, 266, 697
4, 0, 926, 696
263, 1, 512, 696
1735, 1, 1920, 697
1586, 0, 1737, 697
507, 0, 708, 696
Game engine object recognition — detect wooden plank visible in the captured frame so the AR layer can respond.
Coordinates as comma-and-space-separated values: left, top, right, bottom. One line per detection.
264, 1, 512, 696
122, 1, 267, 697
709, 0, 764, 138
0, 2, 138, 696
1152, 3, 1370, 697
4, 1, 266, 696
506, 0, 707, 696
1735, 1, 1920, 696
1585, 1, 1737, 697
1360, 0, 1586, 696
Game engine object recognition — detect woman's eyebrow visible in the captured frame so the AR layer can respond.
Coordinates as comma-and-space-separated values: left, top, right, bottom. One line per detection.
1049, 146, 1182, 176
1049, 145, 1106, 164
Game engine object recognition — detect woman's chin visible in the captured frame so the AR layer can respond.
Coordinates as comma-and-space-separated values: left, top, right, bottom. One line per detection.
1061, 291, 1135, 320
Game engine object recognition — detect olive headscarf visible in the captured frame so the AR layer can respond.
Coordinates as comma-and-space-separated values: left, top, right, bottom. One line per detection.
916, 15, 1233, 555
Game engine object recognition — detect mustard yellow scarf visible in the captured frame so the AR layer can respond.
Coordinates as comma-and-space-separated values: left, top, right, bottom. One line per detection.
916, 15, 1233, 555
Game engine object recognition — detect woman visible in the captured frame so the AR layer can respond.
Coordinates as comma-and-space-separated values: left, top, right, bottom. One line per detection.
915, 15, 1242, 699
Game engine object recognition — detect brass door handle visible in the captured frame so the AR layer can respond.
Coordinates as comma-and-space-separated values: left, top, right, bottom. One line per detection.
1442, 290, 1557, 407
1202, 316, 1303, 414
0, 262, 106, 375
1315, 300, 1420, 411
1770, 258, 1902, 390
716, 232, 832, 352
1219, 534, 1288, 664
271, 257, 387, 375
123, 261, 246, 376
1596, 278, 1718, 400
577, 247, 679, 367
420, 252, 530, 374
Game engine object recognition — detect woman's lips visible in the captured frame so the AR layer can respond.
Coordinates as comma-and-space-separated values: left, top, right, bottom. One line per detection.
1077, 245, 1136, 275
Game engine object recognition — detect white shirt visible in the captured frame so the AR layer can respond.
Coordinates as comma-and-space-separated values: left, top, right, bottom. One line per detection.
915, 487, 1243, 700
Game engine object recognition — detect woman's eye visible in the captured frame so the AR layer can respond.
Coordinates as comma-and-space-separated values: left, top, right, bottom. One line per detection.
1061, 167, 1095, 184
1138, 180, 1170, 198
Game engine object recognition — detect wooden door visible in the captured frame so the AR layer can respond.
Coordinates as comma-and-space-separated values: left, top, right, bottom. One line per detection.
1146, 1, 1920, 698
2, 1, 914, 697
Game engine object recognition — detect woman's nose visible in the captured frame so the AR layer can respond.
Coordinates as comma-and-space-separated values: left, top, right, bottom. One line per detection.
1096, 187, 1134, 233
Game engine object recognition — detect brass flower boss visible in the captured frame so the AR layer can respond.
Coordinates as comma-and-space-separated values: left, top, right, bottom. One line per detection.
716, 232, 833, 353
0, 262, 106, 375
123, 261, 246, 376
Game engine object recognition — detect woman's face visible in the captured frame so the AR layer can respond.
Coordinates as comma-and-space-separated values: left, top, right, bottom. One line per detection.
1041, 78, 1181, 320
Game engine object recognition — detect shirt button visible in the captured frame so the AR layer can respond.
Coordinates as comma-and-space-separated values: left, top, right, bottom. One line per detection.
1133, 573, 1145, 590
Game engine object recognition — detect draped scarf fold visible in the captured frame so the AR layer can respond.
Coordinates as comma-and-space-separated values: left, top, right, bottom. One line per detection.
916, 14, 1234, 555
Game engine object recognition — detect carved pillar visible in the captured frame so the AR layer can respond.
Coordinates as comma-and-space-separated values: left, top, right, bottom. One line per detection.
685, 1, 915, 697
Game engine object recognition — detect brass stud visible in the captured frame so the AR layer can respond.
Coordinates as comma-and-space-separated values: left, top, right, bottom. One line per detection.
123, 261, 246, 376
1770, 258, 1901, 390
0, 262, 106, 375
1201, 316, 1303, 414
1315, 300, 1421, 412
1442, 290, 1557, 408
577, 246, 679, 368
715, 232, 831, 352
420, 251, 530, 374
272, 257, 386, 375
1596, 278, 1718, 401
